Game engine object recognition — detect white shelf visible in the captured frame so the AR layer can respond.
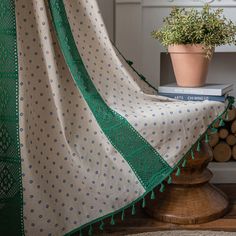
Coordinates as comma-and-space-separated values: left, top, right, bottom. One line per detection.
142, 0, 236, 7
209, 161, 236, 183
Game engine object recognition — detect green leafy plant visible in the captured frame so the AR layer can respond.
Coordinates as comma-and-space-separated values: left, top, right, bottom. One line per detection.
152, 5, 236, 58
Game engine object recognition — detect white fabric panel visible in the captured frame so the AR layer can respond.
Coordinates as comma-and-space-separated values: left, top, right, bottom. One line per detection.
16, 0, 144, 235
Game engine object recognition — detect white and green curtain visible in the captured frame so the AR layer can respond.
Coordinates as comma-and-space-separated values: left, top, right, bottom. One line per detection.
0, 0, 233, 235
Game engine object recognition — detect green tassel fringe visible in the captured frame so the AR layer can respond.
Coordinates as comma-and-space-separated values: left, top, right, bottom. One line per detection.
205, 133, 209, 143
151, 190, 156, 200
131, 204, 136, 215
191, 149, 195, 160
210, 127, 218, 134
121, 209, 125, 221
88, 225, 92, 236
99, 220, 104, 231
140, 74, 147, 82
219, 118, 225, 127
176, 167, 181, 176
227, 96, 235, 105
142, 197, 146, 208
110, 215, 115, 225
160, 183, 165, 193
182, 158, 187, 168
197, 140, 201, 152
127, 60, 133, 66
74, 97, 235, 236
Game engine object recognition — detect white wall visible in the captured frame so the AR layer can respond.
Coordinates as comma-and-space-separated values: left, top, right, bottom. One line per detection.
97, 0, 115, 42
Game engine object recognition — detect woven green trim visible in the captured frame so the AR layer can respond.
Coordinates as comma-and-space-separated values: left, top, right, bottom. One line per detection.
48, 1, 234, 236
0, 0, 23, 235
65, 97, 233, 236
48, 0, 172, 191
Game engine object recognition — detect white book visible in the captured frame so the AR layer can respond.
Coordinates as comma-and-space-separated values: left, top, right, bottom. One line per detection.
158, 83, 233, 96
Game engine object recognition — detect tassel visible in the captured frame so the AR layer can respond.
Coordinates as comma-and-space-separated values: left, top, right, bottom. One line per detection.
167, 175, 172, 184
210, 127, 218, 134
127, 60, 133, 66
227, 96, 235, 108
140, 75, 147, 82
88, 225, 92, 236
160, 183, 165, 193
182, 158, 187, 168
121, 209, 125, 221
228, 96, 235, 106
131, 204, 136, 215
219, 119, 225, 127
110, 214, 115, 225
191, 149, 195, 160
197, 140, 201, 152
176, 167, 181, 176
142, 197, 146, 208
205, 133, 209, 143
99, 220, 104, 231
151, 190, 155, 200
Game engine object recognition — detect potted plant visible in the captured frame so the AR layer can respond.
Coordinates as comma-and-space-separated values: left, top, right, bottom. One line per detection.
152, 5, 236, 87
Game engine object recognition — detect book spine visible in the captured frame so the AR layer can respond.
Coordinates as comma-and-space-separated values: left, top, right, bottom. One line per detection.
159, 88, 222, 96
159, 93, 226, 102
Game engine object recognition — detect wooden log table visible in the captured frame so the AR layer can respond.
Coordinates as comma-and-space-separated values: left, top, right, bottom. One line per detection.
145, 142, 229, 224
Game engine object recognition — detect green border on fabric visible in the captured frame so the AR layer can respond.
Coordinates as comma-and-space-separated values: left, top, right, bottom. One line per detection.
48, 0, 172, 191
0, 0, 23, 235
47, 1, 235, 236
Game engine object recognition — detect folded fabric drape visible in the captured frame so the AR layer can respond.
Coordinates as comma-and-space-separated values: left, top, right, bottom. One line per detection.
0, 0, 233, 235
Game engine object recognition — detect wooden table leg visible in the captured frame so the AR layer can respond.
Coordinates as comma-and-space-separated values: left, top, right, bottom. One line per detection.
145, 142, 229, 224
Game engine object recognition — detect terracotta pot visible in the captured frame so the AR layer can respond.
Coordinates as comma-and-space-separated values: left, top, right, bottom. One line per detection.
168, 44, 213, 87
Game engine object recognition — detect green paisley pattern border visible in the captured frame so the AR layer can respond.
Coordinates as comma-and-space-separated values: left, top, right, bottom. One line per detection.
0, 0, 23, 235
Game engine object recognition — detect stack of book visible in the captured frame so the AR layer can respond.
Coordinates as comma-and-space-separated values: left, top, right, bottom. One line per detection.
158, 83, 233, 102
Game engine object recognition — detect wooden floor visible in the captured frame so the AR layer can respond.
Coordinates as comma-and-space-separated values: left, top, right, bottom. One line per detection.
91, 184, 236, 236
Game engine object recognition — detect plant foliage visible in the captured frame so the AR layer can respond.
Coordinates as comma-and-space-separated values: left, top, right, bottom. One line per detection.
152, 5, 236, 57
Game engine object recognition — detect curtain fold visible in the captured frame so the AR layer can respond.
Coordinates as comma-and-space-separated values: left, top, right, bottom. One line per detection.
0, 0, 232, 235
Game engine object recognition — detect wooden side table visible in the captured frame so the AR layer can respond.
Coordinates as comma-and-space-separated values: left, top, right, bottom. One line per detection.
145, 142, 229, 224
